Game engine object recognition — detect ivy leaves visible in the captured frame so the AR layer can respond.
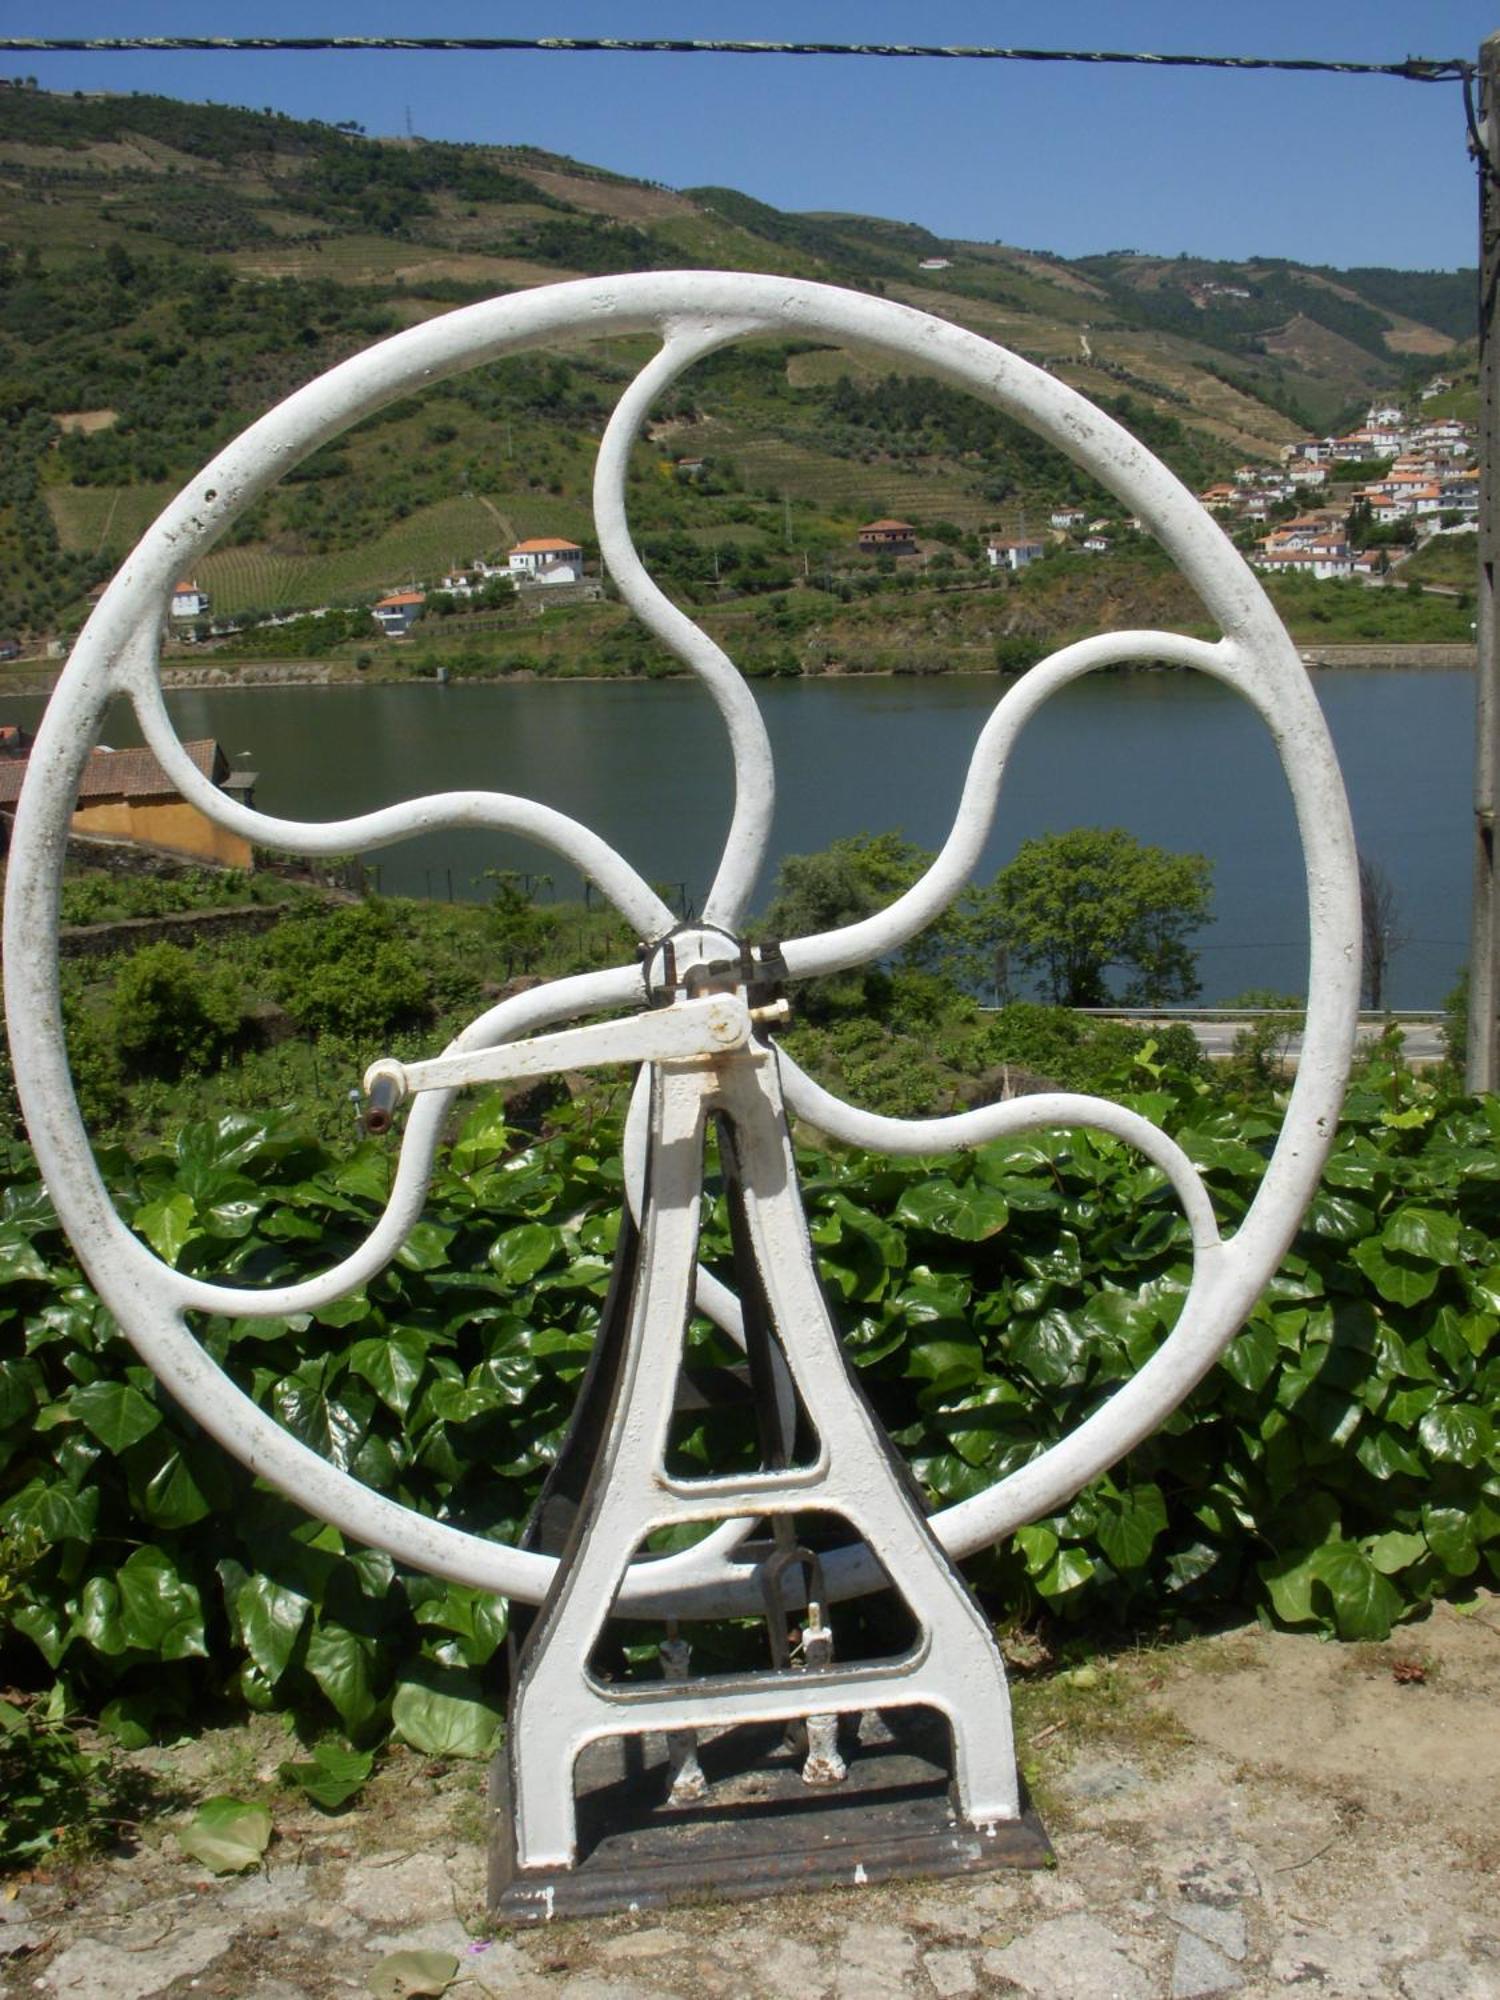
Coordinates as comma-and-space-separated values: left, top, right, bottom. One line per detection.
0, 1046, 1497, 1768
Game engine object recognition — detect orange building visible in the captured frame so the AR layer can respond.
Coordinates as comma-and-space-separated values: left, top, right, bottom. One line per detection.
0, 739, 257, 869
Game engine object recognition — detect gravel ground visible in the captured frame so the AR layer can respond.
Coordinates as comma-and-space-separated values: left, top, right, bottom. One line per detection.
3, 1595, 1497, 2000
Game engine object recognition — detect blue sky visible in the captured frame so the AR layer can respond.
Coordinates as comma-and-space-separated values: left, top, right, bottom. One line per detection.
6, 3, 1493, 270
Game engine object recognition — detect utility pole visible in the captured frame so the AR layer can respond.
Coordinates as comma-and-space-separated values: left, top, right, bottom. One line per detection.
1468, 31, 1500, 1092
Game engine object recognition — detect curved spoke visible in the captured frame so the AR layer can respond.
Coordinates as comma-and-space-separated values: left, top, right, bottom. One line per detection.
780, 629, 1234, 980
777, 1050, 1220, 1250
593, 325, 776, 931
125, 664, 674, 939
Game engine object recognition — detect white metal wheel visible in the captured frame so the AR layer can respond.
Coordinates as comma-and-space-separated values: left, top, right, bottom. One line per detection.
3, 273, 1360, 1621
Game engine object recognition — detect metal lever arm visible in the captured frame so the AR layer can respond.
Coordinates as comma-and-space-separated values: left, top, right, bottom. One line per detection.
362, 993, 758, 1130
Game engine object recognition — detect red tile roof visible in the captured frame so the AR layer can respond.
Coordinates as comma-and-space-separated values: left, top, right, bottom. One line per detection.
0, 738, 224, 808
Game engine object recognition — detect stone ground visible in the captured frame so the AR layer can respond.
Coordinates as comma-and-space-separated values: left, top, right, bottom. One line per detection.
2, 1596, 1497, 2000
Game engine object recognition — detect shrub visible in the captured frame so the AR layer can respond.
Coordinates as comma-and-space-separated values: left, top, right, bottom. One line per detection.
264, 902, 429, 1041
108, 942, 243, 1075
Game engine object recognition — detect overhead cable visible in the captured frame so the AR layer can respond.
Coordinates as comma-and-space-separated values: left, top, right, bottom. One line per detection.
0, 38, 1472, 83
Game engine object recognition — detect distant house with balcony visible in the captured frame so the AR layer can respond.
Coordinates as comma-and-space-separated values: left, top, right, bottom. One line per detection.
170, 580, 210, 620
372, 590, 426, 636
857, 519, 917, 554
508, 537, 585, 584
0, 738, 256, 868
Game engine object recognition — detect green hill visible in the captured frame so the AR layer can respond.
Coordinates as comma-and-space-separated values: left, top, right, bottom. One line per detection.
0, 84, 1474, 644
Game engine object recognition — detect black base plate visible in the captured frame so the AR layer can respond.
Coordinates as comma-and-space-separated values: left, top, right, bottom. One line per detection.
489, 1711, 1051, 1922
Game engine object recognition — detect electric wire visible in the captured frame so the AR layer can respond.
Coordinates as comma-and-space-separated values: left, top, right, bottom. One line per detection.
0, 38, 1472, 82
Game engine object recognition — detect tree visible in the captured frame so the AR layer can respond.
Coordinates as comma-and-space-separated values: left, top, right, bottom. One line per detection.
478, 869, 552, 981
991, 828, 1213, 1007
762, 832, 990, 979
759, 832, 994, 1019
1359, 852, 1406, 1011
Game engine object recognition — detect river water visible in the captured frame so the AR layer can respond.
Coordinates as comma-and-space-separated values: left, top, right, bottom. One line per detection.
3, 667, 1475, 1008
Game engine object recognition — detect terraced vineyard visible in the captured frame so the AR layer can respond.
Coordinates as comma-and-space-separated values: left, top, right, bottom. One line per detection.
45, 482, 179, 564
718, 432, 996, 531
197, 497, 511, 615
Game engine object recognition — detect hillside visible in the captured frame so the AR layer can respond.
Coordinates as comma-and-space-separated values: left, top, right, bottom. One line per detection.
0, 84, 1475, 646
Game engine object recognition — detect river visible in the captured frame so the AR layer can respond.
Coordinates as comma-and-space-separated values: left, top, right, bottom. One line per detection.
2, 667, 1475, 1009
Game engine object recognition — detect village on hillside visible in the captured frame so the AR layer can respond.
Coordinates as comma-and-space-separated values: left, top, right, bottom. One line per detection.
1200, 374, 1477, 584
144, 371, 1477, 657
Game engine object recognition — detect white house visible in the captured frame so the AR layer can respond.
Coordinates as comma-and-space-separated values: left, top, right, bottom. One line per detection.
1049, 507, 1086, 530
1082, 535, 1111, 554
1254, 540, 1352, 581
372, 590, 425, 636
170, 580, 210, 620
508, 537, 585, 583
985, 537, 1046, 572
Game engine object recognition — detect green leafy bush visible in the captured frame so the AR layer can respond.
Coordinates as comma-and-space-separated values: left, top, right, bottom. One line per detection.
264, 902, 430, 1041
109, 942, 244, 1075
0, 1046, 1495, 1775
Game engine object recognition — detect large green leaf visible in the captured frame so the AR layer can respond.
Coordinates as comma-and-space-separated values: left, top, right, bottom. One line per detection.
1221, 1318, 1278, 1393
0, 1356, 44, 1430
1095, 1482, 1168, 1572
1309, 1542, 1403, 1641
1382, 1206, 1463, 1266
391, 1667, 503, 1758
69, 1380, 162, 1452
1013, 1523, 1058, 1574
133, 1192, 199, 1266
279, 1739, 374, 1811
1035, 1545, 1096, 1598
128, 1433, 232, 1529
271, 1368, 374, 1471
117, 1547, 208, 1659
1349, 1238, 1440, 1307
1423, 1505, 1480, 1576
235, 1573, 311, 1683
1009, 1312, 1089, 1389
890, 1268, 971, 1324
1261, 1538, 1402, 1639
904, 1338, 984, 1392
347, 1328, 430, 1416
2, 1478, 98, 1545
0, 1223, 50, 1283
369, 1951, 458, 2000
895, 1178, 1009, 1243
487, 1222, 558, 1287
178, 1796, 272, 1874
306, 1620, 384, 1734
411, 1586, 509, 1669
1418, 1404, 1495, 1468
395, 1221, 457, 1273
1366, 1530, 1425, 1575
